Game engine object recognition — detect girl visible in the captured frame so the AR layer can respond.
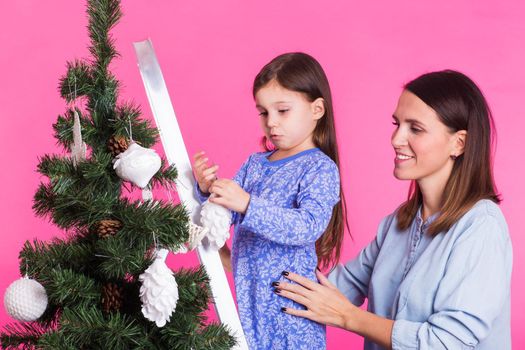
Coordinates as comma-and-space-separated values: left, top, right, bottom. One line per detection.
193, 52, 347, 349
276, 70, 512, 349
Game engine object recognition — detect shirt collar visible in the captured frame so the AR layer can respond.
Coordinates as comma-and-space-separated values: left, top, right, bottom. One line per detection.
415, 206, 440, 229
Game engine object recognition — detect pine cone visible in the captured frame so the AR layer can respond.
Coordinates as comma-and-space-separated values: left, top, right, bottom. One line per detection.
107, 135, 129, 156
101, 282, 123, 313
96, 219, 122, 238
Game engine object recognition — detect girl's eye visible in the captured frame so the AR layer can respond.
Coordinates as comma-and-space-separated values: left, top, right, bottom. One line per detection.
258, 111, 268, 117
278, 109, 289, 114
411, 127, 422, 133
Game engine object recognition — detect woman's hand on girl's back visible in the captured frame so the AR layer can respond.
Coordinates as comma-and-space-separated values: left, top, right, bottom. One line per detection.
277, 269, 356, 330
193, 151, 219, 193
209, 179, 250, 214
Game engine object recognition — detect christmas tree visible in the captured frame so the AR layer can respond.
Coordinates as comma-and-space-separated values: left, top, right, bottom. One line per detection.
1, 0, 235, 349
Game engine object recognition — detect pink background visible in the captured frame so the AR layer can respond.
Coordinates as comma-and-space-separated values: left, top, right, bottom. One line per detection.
1, 1, 524, 348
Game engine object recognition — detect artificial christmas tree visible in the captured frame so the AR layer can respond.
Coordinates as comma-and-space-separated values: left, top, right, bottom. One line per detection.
1, 0, 236, 349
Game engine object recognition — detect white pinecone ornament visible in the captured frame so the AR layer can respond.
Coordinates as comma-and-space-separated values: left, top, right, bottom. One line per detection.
113, 142, 161, 188
139, 256, 179, 327
4, 276, 48, 322
200, 195, 231, 249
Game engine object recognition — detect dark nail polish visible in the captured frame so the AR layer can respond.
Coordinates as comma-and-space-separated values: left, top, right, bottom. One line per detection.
271, 281, 280, 287
316, 267, 321, 272
274, 288, 281, 294
282, 270, 289, 276
281, 307, 287, 312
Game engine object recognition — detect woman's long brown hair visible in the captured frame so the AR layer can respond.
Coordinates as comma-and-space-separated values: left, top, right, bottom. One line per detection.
253, 52, 349, 269
397, 70, 500, 234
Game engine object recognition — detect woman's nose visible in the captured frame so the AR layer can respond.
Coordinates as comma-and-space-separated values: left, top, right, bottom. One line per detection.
391, 127, 407, 147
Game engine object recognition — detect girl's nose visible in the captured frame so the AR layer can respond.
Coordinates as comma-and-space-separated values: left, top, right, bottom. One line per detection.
267, 113, 278, 127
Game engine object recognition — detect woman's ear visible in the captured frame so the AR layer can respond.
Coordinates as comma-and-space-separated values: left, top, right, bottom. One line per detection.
453, 130, 467, 156
311, 98, 326, 120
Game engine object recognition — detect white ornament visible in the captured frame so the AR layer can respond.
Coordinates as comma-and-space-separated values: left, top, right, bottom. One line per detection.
113, 142, 161, 188
4, 276, 48, 322
200, 196, 231, 250
187, 222, 209, 250
139, 256, 179, 327
71, 109, 87, 167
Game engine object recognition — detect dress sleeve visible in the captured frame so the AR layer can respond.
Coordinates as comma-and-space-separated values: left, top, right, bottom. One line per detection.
391, 214, 513, 349
328, 216, 393, 306
238, 160, 340, 246
194, 181, 211, 204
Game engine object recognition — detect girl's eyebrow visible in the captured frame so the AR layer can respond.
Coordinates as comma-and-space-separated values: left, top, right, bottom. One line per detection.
256, 101, 292, 109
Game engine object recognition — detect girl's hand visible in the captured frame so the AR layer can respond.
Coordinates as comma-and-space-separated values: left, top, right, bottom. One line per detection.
276, 269, 357, 330
209, 179, 250, 214
193, 151, 219, 193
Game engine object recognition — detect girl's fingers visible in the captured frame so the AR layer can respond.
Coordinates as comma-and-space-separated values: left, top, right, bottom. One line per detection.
202, 165, 219, 177
209, 195, 227, 207
209, 185, 226, 197
195, 159, 209, 173
205, 173, 217, 181
193, 151, 207, 161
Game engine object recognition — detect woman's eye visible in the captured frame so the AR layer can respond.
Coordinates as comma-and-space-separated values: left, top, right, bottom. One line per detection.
258, 111, 268, 117
411, 127, 422, 133
278, 109, 289, 114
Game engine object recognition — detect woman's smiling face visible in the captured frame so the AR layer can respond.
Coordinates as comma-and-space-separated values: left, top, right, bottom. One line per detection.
391, 90, 458, 186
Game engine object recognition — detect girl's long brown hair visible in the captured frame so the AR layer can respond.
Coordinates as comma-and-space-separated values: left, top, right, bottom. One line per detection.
253, 52, 349, 269
397, 70, 500, 234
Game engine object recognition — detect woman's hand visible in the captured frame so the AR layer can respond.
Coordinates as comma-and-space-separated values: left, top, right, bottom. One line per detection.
277, 270, 394, 348
193, 151, 219, 194
276, 269, 356, 330
209, 179, 250, 214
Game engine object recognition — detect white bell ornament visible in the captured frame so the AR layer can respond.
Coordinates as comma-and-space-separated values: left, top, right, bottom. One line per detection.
113, 142, 161, 188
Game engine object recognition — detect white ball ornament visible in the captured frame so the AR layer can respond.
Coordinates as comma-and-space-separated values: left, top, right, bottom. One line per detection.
200, 195, 231, 250
113, 142, 162, 188
4, 276, 48, 322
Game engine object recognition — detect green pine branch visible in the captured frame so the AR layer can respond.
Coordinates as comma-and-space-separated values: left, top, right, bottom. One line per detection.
0, 322, 47, 350
115, 199, 189, 249
59, 60, 93, 102
95, 235, 153, 279
43, 269, 100, 308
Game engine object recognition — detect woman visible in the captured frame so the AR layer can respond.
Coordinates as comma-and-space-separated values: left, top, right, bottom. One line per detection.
274, 70, 512, 349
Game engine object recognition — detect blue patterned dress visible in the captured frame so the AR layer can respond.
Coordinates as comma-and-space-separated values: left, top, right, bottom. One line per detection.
196, 148, 340, 349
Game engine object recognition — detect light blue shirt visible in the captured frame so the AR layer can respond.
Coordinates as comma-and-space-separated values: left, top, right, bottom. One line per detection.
329, 199, 512, 350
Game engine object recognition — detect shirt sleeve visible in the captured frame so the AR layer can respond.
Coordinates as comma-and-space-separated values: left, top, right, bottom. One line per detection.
391, 214, 513, 349
238, 160, 340, 246
328, 215, 393, 306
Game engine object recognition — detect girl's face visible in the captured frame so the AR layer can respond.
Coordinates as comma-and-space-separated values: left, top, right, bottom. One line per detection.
255, 80, 324, 158
391, 90, 464, 187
